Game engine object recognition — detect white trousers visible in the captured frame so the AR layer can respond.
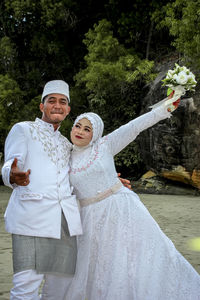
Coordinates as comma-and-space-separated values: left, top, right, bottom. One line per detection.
11, 270, 44, 300
11, 270, 73, 300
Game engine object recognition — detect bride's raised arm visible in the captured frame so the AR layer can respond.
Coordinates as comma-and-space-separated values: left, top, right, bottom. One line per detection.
105, 98, 178, 156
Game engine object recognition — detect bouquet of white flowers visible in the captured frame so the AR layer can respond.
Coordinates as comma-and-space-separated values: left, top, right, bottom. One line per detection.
162, 63, 197, 96
150, 64, 197, 112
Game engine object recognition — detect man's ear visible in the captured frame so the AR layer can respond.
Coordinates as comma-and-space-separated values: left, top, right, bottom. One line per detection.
39, 103, 44, 113
67, 106, 71, 114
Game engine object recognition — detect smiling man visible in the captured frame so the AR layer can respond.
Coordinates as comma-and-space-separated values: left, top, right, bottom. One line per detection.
40, 92, 71, 128
1, 80, 83, 300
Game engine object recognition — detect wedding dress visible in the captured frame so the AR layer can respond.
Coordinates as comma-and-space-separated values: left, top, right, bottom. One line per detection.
65, 108, 200, 300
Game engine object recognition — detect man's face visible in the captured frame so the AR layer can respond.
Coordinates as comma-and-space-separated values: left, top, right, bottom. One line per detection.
40, 93, 71, 129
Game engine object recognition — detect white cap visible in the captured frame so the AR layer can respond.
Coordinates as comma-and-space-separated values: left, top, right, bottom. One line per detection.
41, 80, 70, 102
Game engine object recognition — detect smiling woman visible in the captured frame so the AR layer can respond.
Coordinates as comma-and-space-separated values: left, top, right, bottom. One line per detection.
62, 109, 200, 300
70, 118, 93, 147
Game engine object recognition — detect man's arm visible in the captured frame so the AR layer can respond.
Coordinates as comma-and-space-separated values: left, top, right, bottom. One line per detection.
2, 123, 30, 187
118, 173, 132, 190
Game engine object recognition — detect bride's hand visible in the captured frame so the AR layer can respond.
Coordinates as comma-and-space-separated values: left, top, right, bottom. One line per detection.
167, 90, 181, 112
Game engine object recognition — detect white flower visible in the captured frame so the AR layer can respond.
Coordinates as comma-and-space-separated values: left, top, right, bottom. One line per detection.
182, 66, 189, 73
162, 64, 197, 93
188, 73, 197, 83
166, 70, 174, 79
175, 71, 188, 85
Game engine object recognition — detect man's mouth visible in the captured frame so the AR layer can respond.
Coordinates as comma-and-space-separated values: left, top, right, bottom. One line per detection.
51, 111, 62, 114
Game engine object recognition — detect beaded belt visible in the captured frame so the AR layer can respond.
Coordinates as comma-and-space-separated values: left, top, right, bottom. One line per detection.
79, 181, 123, 207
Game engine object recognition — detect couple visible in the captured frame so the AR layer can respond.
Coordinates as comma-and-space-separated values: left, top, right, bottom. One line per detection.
2, 80, 200, 299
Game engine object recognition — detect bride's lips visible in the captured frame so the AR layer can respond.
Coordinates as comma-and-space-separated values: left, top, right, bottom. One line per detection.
75, 135, 83, 139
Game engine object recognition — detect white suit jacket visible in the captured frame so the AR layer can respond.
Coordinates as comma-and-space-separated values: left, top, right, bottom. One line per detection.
2, 118, 82, 238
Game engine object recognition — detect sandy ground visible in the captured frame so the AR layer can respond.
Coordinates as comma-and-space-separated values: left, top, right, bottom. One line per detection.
0, 186, 199, 299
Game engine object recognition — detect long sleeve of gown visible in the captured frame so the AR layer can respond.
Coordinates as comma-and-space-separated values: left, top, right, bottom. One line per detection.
2, 123, 28, 188
106, 105, 171, 156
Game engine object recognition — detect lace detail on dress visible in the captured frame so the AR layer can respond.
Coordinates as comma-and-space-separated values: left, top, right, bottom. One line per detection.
64, 108, 200, 299
66, 105, 200, 299
66, 193, 200, 300
69, 136, 108, 174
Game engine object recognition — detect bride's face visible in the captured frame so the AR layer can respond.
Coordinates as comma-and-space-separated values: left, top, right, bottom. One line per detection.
71, 118, 93, 147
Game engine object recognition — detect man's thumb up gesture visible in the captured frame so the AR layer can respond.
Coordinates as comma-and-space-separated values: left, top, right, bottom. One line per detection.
10, 158, 31, 186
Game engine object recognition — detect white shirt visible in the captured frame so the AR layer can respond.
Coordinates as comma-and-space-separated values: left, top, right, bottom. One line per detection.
2, 118, 82, 238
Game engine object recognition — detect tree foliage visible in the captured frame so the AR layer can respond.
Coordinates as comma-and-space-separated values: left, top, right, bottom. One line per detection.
0, 0, 199, 177
0, 0, 110, 152
74, 19, 156, 174
105, 0, 174, 59
153, 0, 200, 70
0, 75, 25, 148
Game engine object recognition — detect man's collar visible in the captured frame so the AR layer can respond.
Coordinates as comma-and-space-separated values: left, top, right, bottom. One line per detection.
35, 118, 61, 132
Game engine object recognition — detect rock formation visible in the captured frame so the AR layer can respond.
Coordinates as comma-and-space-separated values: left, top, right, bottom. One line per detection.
138, 61, 200, 190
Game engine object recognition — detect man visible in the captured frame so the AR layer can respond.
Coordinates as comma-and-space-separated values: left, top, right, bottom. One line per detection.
2, 80, 83, 299
2, 79, 131, 300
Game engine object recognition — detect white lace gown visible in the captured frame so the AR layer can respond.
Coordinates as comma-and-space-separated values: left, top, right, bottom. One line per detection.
66, 107, 200, 300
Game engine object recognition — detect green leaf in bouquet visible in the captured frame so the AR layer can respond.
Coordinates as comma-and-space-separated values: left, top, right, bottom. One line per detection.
167, 87, 173, 96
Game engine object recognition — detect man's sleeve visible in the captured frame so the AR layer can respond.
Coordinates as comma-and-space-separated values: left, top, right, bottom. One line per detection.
2, 123, 27, 188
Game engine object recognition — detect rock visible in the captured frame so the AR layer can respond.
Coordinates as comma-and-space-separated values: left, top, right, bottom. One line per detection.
133, 170, 200, 195
138, 61, 200, 190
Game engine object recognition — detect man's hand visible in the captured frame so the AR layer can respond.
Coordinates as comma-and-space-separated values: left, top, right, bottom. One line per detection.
10, 158, 31, 186
117, 173, 132, 190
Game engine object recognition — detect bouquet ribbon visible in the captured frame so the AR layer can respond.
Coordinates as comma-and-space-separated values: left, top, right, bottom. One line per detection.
149, 85, 186, 110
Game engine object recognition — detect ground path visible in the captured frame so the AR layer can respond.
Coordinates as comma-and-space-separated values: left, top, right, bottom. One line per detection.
0, 186, 199, 299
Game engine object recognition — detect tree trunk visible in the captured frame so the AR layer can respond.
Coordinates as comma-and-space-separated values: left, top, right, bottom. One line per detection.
146, 21, 154, 60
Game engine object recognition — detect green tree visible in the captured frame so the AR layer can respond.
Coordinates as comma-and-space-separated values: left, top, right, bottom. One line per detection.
74, 19, 156, 176
0, 0, 95, 154
0, 0, 197, 170
105, 0, 174, 60
153, 0, 200, 69
0, 75, 25, 152
0, 36, 17, 75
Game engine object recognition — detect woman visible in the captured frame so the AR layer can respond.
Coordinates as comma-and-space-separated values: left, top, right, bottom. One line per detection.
63, 98, 200, 300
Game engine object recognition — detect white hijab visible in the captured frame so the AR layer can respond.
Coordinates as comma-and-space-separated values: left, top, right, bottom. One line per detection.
73, 112, 104, 146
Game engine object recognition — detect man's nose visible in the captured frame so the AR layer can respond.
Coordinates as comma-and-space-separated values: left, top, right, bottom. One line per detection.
54, 101, 62, 108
